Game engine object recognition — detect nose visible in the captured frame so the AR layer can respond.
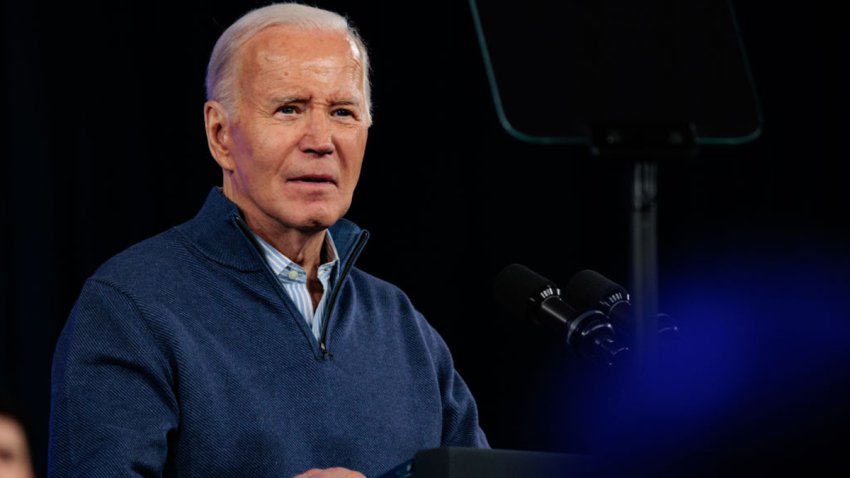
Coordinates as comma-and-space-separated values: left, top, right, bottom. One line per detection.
299, 111, 335, 157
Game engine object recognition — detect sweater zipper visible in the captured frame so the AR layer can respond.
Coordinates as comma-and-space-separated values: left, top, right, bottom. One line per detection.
319, 230, 369, 358
234, 216, 368, 359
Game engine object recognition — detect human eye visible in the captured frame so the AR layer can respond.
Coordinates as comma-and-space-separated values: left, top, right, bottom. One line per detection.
277, 105, 300, 115
332, 106, 362, 121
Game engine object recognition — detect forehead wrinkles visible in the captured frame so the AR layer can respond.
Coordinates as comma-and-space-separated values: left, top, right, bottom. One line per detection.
240, 27, 364, 95
259, 53, 360, 84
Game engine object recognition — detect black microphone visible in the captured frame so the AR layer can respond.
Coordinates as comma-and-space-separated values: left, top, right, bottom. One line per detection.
493, 264, 629, 368
564, 269, 678, 342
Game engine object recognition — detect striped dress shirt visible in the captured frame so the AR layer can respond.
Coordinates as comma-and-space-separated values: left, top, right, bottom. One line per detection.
251, 231, 340, 339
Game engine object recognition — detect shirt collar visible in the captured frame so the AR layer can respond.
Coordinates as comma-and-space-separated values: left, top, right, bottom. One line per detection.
251, 230, 340, 283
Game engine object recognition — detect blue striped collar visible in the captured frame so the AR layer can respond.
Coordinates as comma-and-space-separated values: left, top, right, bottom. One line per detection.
250, 230, 340, 284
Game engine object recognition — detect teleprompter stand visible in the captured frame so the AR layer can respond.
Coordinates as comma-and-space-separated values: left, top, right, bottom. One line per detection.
469, 0, 762, 373
590, 120, 697, 373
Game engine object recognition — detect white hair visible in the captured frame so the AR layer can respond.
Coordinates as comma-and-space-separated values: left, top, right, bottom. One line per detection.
205, 3, 372, 123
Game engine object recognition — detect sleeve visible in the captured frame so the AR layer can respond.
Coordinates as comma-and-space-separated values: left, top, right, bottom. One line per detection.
423, 321, 491, 449
48, 279, 178, 477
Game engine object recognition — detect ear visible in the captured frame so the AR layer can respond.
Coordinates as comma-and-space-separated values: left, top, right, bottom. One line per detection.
204, 100, 235, 171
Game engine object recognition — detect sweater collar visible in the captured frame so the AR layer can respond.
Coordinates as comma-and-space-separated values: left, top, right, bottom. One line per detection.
177, 187, 368, 272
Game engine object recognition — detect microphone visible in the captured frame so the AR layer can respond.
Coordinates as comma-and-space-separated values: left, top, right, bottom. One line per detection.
493, 263, 629, 368
564, 269, 678, 342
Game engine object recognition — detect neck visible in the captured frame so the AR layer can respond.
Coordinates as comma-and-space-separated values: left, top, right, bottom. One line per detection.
254, 220, 326, 275
221, 186, 327, 278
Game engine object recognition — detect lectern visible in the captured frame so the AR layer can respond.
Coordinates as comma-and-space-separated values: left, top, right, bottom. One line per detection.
379, 447, 596, 478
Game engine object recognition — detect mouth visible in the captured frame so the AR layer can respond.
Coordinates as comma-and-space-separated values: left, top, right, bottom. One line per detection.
289, 174, 336, 186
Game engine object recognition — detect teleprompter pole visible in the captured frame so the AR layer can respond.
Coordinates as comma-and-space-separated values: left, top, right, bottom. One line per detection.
591, 121, 696, 375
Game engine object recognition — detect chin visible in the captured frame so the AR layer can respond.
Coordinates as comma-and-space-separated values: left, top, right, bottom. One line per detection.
294, 212, 342, 233
284, 200, 350, 232
296, 220, 333, 234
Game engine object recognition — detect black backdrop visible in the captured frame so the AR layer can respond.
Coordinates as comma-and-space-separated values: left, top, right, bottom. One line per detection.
2, 0, 849, 475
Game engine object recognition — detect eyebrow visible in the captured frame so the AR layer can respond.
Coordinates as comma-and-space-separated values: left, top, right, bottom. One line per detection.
330, 99, 361, 107
267, 96, 363, 109
269, 95, 309, 104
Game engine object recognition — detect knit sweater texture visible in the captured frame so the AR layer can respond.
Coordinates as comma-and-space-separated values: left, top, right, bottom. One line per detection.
49, 188, 488, 477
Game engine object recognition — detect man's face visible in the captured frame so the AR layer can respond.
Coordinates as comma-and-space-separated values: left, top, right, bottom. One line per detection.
213, 25, 369, 236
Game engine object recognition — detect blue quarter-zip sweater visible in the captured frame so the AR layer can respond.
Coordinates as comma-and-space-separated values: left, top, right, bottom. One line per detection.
49, 188, 488, 477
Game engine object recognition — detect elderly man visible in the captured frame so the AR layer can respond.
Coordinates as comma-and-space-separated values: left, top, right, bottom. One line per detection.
48, 3, 488, 477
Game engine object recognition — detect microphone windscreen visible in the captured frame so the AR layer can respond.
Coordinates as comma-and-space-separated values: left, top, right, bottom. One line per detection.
493, 263, 556, 321
564, 269, 628, 312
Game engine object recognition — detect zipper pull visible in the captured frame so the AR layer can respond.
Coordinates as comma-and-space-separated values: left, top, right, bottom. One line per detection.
319, 341, 332, 358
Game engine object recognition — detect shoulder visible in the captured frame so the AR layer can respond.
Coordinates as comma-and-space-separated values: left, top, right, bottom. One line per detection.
345, 267, 417, 310
89, 227, 190, 289
343, 268, 449, 348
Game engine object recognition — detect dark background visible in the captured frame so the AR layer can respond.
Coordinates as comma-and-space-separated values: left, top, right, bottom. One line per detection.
2, 0, 848, 476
